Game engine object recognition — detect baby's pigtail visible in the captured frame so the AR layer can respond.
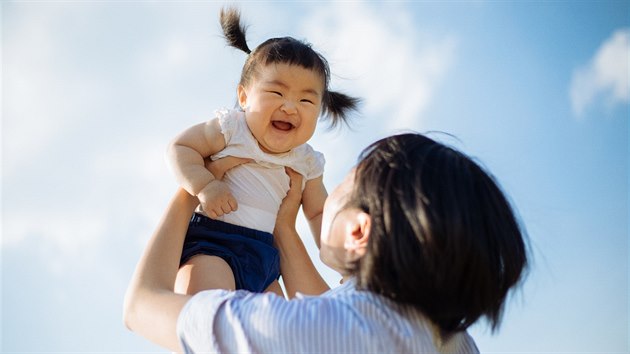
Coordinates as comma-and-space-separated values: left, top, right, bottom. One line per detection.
220, 7, 251, 54
322, 90, 361, 129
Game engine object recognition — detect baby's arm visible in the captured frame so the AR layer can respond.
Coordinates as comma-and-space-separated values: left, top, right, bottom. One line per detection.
301, 175, 327, 249
166, 119, 235, 218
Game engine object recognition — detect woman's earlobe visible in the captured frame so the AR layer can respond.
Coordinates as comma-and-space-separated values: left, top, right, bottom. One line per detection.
343, 210, 371, 258
357, 212, 371, 242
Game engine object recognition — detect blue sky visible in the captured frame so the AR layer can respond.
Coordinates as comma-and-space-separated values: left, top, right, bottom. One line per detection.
2, 1, 628, 353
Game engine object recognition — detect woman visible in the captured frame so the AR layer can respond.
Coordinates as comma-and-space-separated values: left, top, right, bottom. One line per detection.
124, 132, 528, 353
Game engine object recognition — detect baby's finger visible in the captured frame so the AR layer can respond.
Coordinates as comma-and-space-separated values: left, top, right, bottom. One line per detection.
207, 209, 219, 219
228, 197, 238, 212
205, 202, 224, 218
220, 203, 233, 214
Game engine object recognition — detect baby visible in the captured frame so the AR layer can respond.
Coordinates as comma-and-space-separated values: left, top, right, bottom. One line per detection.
167, 8, 359, 296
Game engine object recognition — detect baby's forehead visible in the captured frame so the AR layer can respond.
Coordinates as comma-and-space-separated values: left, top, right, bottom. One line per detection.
254, 63, 325, 92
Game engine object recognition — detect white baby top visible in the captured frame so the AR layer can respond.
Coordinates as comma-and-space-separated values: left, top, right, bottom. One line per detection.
200, 108, 325, 233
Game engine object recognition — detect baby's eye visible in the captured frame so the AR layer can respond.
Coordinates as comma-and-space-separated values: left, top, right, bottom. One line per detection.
269, 91, 283, 96
301, 99, 314, 104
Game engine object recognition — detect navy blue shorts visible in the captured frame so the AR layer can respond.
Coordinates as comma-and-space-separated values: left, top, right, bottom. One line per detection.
180, 213, 280, 292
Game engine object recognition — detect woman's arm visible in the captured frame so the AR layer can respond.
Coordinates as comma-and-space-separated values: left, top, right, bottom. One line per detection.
123, 189, 199, 352
301, 175, 327, 249
274, 169, 330, 298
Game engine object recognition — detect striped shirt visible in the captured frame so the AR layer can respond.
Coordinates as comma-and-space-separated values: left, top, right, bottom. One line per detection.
177, 278, 479, 353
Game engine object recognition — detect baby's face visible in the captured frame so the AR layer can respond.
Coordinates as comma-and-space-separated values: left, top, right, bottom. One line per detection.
238, 63, 324, 154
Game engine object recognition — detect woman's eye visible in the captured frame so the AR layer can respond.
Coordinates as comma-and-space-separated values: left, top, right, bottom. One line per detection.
269, 91, 282, 96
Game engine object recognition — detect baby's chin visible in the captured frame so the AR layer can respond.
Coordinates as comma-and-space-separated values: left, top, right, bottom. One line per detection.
257, 141, 293, 154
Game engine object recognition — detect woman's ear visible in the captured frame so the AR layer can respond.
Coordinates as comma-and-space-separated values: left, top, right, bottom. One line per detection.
343, 210, 371, 261
237, 84, 248, 109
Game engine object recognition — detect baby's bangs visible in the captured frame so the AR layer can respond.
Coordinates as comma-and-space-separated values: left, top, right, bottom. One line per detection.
255, 37, 330, 85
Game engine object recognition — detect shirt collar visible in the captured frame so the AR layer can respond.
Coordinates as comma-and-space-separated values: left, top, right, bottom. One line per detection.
322, 277, 357, 297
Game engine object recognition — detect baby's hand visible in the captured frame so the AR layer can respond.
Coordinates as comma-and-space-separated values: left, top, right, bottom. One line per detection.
198, 180, 238, 219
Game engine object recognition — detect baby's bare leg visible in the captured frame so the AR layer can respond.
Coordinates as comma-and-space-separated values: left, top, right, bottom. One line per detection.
175, 255, 235, 295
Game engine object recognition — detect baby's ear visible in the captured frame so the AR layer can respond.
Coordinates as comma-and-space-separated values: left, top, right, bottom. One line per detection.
237, 84, 248, 109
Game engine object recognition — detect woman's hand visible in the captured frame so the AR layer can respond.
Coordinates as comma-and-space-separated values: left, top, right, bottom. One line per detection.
273, 168, 329, 297
274, 167, 304, 234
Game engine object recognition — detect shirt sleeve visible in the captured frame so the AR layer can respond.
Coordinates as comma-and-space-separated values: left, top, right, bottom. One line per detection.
295, 144, 325, 180
214, 108, 239, 146
306, 150, 325, 180
177, 289, 236, 352
177, 290, 299, 353
177, 289, 338, 353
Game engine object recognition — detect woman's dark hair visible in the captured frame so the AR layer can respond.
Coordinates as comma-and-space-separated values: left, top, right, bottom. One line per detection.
348, 133, 528, 333
220, 7, 360, 129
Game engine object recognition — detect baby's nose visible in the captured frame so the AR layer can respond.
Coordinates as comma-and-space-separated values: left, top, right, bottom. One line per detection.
281, 100, 297, 114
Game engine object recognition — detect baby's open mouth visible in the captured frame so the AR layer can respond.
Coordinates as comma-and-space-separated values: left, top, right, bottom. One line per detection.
272, 121, 294, 131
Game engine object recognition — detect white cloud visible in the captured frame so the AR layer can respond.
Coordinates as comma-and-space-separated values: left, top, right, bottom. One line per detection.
1, 3, 188, 260
1, 135, 172, 270
570, 28, 629, 117
3, 209, 106, 271
296, 1, 457, 202
3, 6, 78, 174
300, 2, 457, 133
